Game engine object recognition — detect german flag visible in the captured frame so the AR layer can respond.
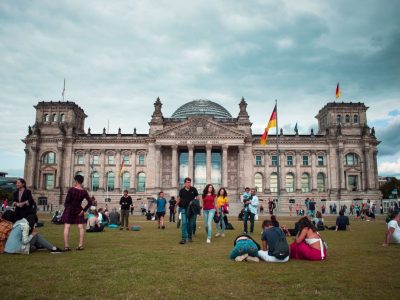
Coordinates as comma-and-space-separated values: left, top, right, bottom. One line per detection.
118, 159, 125, 177
260, 104, 277, 145
336, 82, 341, 99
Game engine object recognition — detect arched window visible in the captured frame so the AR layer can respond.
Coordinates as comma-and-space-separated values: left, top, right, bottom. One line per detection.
137, 172, 146, 192
52, 114, 58, 122
285, 173, 294, 193
43, 114, 50, 123
122, 172, 130, 191
353, 114, 358, 123
270, 173, 278, 193
345, 115, 350, 123
138, 154, 145, 165
345, 153, 359, 166
254, 173, 263, 192
301, 173, 310, 193
42, 152, 56, 164
317, 173, 326, 192
107, 172, 115, 191
336, 114, 341, 123
60, 114, 65, 123
91, 172, 99, 191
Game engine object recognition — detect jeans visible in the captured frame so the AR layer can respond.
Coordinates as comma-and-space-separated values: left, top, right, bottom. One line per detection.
243, 211, 255, 234
229, 239, 259, 259
169, 210, 175, 222
179, 208, 194, 241
121, 209, 130, 228
215, 208, 225, 234
30, 234, 54, 250
203, 209, 215, 239
192, 214, 197, 235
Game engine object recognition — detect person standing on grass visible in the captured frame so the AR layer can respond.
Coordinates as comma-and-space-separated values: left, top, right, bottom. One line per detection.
215, 187, 229, 238
61, 175, 92, 251
13, 178, 36, 222
156, 191, 167, 229
202, 184, 216, 243
177, 177, 199, 244
383, 212, 400, 246
119, 190, 133, 230
243, 189, 259, 234
169, 196, 177, 223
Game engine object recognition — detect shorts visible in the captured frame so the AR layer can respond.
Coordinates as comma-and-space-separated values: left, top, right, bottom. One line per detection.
156, 212, 165, 218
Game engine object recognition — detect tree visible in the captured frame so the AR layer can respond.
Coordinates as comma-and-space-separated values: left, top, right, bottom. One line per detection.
380, 178, 400, 199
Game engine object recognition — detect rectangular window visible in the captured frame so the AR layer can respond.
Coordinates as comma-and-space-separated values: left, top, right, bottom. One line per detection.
108, 155, 115, 165
348, 175, 358, 191
138, 154, 145, 165
123, 155, 130, 164
179, 151, 188, 188
44, 174, 54, 190
302, 156, 309, 166
93, 155, 99, 165
271, 155, 278, 166
255, 155, 262, 166
317, 155, 324, 166
287, 155, 293, 166
76, 154, 84, 165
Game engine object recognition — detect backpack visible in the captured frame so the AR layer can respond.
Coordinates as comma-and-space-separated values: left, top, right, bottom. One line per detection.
270, 228, 290, 259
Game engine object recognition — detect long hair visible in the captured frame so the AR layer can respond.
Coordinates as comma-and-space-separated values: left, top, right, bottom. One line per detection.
297, 216, 317, 233
217, 187, 228, 198
17, 178, 26, 188
202, 184, 215, 198
271, 215, 279, 227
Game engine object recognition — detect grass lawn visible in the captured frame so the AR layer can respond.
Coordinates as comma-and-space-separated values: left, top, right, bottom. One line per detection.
1, 213, 399, 300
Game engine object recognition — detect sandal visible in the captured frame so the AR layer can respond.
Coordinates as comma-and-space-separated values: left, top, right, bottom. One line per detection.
64, 247, 71, 252
76, 246, 84, 251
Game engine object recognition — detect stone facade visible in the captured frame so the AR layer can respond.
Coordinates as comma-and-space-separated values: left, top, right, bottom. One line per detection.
22, 99, 381, 212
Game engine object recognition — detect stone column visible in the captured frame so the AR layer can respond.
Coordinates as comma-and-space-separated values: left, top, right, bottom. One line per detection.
155, 145, 161, 190
131, 150, 137, 192
338, 147, 345, 190
171, 145, 178, 189
222, 145, 228, 188
264, 150, 270, 191
30, 146, 39, 189
115, 150, 121, 192
56, 145, 65, 189
206, 144, 212, 184
280, 151, 285, 192
85, 150, 90, 189
100, 150, 106, 191
188, 145, 194, 181
363, 146, 370, 191
238, 146, 244, 189
24, 148, 29, 185
311, 151, 317, 191
295, 151, 301, 192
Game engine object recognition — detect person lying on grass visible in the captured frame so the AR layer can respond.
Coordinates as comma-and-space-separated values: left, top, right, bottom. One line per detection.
229, 234, 260, 262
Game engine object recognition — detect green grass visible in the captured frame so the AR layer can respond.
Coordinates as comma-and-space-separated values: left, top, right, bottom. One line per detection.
1, 213, 399, 300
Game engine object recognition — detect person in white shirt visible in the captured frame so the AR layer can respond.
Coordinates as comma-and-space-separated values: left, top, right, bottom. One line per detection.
383, 212, 400, 246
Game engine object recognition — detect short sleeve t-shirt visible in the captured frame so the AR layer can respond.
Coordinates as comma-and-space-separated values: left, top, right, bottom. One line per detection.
388, 220, 400, 243
336, 215, 350, 230
156, 198, 167, 213
202, 194, 215, 210
261, 227, 281, 256
178, 187, 199, 209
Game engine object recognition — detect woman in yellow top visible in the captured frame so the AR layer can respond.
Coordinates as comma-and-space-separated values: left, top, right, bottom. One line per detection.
215, 188, 229, 237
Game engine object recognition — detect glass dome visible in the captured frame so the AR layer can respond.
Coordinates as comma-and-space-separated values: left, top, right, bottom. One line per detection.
171, 100, 232, 119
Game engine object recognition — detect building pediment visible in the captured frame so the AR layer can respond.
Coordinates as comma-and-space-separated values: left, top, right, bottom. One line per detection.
154, 117, 247, 139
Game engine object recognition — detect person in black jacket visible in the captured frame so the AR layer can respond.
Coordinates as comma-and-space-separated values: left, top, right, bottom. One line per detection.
13, 178, 36, 221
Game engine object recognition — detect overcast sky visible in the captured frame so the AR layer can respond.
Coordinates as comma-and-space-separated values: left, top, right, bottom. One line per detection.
0, 0, 399, 177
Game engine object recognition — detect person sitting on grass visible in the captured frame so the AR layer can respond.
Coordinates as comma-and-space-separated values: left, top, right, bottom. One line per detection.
156, 191, 167, 229
0, 211, 14, 254
229, 234, 260, 262
145, 210, 153, 221
335, 210, 351, 231
312, 211, 326, 231
258, 220, 289, 262
290, 216, 327, 261
86, 212, 105, 232
383, 212, 400, 246
108, 207, 120, 226
5, 214, 63, 254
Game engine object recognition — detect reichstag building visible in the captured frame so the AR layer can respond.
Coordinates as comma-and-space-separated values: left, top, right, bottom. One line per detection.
22, 98, 381, 211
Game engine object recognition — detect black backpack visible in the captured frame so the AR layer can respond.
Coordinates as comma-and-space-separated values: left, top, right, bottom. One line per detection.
271, 228, 290, 259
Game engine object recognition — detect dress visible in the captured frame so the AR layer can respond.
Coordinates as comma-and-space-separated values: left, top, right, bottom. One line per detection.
61, 187, 92, 224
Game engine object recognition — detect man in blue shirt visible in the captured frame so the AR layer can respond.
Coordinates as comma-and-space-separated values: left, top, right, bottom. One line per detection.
243, 189, 259, 234
156, 191, 167, 229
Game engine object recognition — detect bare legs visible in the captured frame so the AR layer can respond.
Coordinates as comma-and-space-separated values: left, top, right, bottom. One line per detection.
63, 223, 85, 248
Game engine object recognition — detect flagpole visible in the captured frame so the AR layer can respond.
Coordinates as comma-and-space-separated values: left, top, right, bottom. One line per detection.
275, 99, 281, 215
90, 156, 93, 197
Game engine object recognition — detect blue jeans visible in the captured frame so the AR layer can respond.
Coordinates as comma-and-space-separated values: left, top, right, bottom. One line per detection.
230, 239, 259, 259
243, 211, 255, 234
203, 209, 215, 239
216, 208, 225, 234
179, 208, 194, 241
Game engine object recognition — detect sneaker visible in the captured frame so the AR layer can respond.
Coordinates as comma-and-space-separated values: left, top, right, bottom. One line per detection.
245, 256, 260, 263
221, 233, 225, 237
206, 238, 211, 243
215, 233, 220, 237
120, 227, 123, 230
161, 226, 165, 229
235, 254, 248, 262
179, 240, 186, 244
50, 247, 63, 254
126, 228, 129, 230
